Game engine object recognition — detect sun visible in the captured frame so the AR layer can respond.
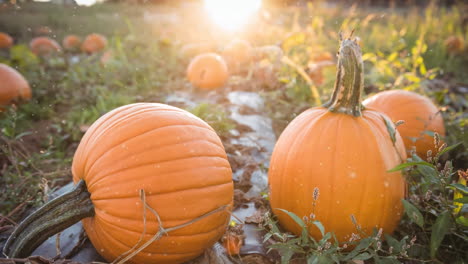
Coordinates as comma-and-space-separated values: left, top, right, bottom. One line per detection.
204, 0, 262, 31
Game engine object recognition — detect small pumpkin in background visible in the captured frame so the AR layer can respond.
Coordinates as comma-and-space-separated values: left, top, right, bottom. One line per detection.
222, 39, 252, 64
269, 39, 407, 243
0, 32, 13, 49
187, 53, 229, 90
62, 35, 82, 51
30, 37, 61, 56
100, 50, 113, 65
4, 103, 234, 263
363, 89, 446, 159
307, 52, 335, 86
444, 35, 464, 55
81, 33, 107, 54
312, 51, 334, 63
0, 63, 31, 109
34, 26, 52, 35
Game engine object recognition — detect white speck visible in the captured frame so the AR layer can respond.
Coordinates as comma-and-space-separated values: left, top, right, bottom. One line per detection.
384, 181, 389, 188
349, 172, 357, 178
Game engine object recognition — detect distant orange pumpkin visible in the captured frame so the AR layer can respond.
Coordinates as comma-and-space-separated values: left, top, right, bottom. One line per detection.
0, 32, 13, 49
81, 33, 108, 54
313, 51, 334, 62
35, 26, 52, 35
444, 35, 464, 54
363, 90, 446, 158
187, 53, 229, 90
222, 39, 252, 64
0, 63, 31, 108
62, 35, 82, 51
100, 50, 113, 65
30, 37, 61, 56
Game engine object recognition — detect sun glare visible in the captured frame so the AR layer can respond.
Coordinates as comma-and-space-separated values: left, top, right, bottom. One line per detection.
75, 0, 97, 6
204, 0, 262, 31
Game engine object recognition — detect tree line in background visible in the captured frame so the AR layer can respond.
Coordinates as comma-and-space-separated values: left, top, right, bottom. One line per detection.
95, 0, 465, 7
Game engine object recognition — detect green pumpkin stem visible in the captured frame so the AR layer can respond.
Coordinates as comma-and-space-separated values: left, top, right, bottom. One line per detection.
3, 180, 94, 258
323, 39, 364, 117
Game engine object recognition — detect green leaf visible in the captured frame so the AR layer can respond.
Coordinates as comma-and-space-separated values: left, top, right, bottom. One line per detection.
353, 252, 373, 260
417, 165, 439, 182
437, 142, 462, 157
402, 199, 424, 228
277, 208, 307, 229
449, 184, 468, 195
430, 211, 452, 259
311, 220, 325, 237
388, 161, 434, 172
343, 238, 373, 261
382, 115, 396, 144
385, 234, 401, 254
453, 197, 468, 203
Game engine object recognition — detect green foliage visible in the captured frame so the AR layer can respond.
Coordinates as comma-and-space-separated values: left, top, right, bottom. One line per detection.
262, 209, 413, 263
189, 103, 235, 136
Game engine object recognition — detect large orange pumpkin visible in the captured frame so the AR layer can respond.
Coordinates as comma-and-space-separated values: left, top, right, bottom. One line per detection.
62, 35, 82, 51
30, 37, 61, 56
0, 32, 13, 49
4, 103, 234, 264
81, 33, 108, 54
268, 39, 407, 243
222, 39, 252, 64
187, 53, 229, 90
0, 63, 31, 107
363, 90, 446, 158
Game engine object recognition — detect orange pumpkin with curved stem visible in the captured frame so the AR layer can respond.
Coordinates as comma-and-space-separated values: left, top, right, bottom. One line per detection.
62, 35, 82, 51
30, 37, 61, 56
187, 53, 228, 90
0, 63, 31, 108
363, 90, 446, 158
81, 33, 107, 54
269, 40, 407, 243
4, 103, 234, 264
0, 32, 13, 49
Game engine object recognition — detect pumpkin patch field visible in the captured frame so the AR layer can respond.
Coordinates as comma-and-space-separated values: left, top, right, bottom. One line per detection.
0, 1, 467, 263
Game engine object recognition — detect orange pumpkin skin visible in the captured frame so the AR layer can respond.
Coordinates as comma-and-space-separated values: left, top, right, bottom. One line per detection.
222, 39, 252, 64
72, 103, 233, 264
269, 39, 407, 243
269, 109, 407, 242
444, 35, 464, 54
100, 50, 113, 65
187, 53, 229, 90
312, 51, 334, 62
363, 90, 446, 159
81, 33, 107, 54
30, 37, 61, 56
0, 32, 13, 49
62, 35, 82, 50
0, 63, 31, 107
